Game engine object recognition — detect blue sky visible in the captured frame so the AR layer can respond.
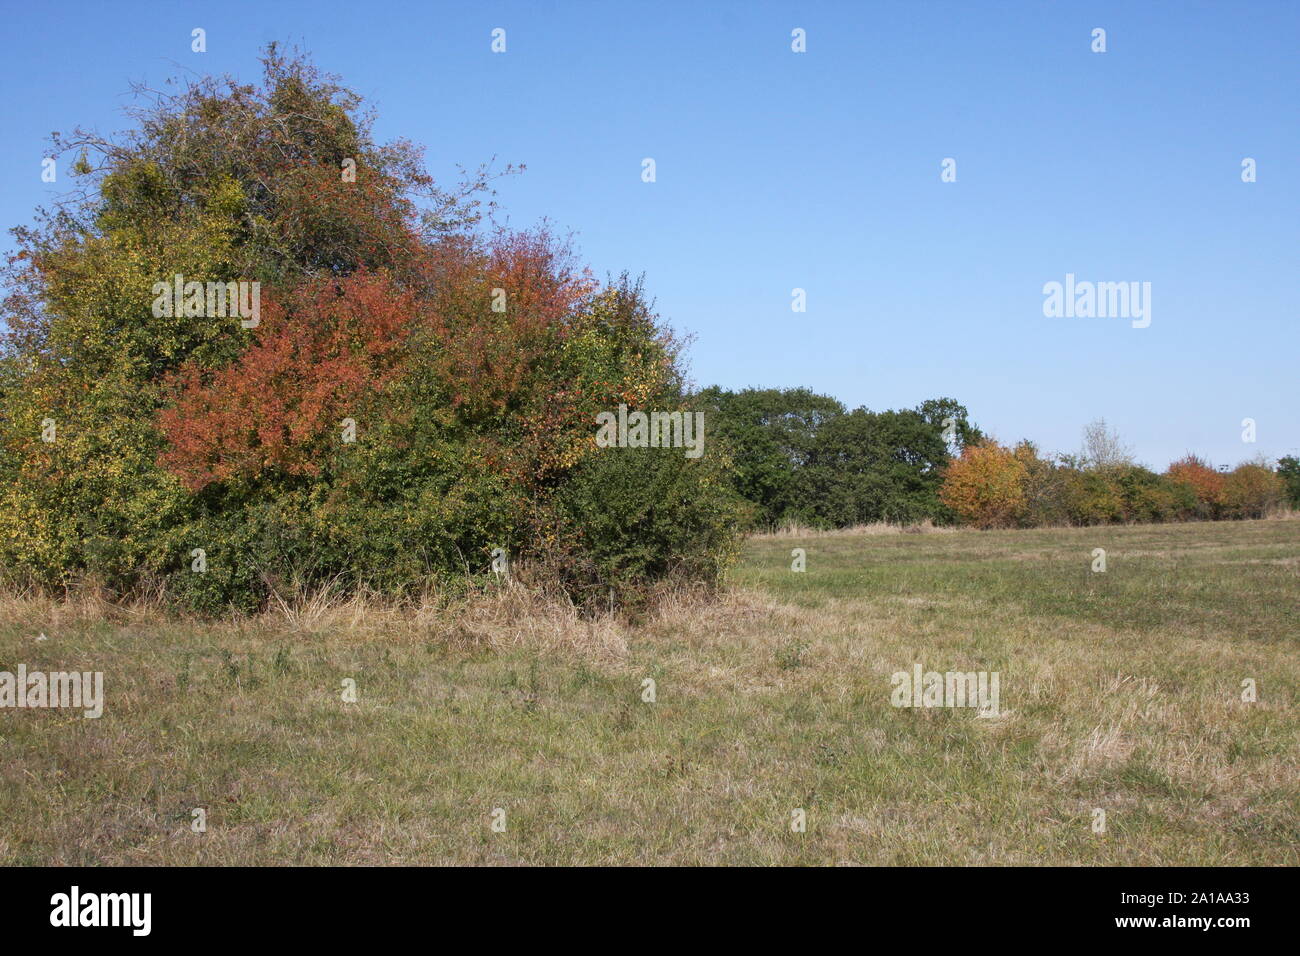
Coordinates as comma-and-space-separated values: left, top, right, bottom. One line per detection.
2, 0, 1296, 468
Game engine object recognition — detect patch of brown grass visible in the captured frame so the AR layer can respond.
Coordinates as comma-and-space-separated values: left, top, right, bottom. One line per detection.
750, 518, 955, 539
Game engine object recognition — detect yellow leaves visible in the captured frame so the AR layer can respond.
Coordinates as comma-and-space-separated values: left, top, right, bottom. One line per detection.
940, 442, 1028, 529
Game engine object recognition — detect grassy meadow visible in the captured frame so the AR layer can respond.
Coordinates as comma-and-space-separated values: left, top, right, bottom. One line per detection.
1, 518, 1296, 865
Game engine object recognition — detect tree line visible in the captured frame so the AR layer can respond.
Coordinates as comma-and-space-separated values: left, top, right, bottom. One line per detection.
696, 388, 1298, 530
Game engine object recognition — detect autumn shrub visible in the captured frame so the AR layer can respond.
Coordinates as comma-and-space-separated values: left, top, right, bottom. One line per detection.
1161, 478, 1201, 522
0, 50, 741, 611
1113, 465, 1181, 523
1059, 469, 1122, 525
939, 441, 1027, 529
1012, 441, 1072, 526
1221, 461, 1285, 519
937, 437, 1285, 531
1165, 455, 1225, 519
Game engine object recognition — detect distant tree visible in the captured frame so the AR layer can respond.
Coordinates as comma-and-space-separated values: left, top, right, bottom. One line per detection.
939, 441, 1027, 529
1277, 455, 1300, 508
1221, 460, 1286, 519
805, 407, 955, 525
1079, 418, 1133, 470
916, 397, 984, 454
696, 391, 980, 528
694, 386, 845, 527
1165, 454, 1225, 519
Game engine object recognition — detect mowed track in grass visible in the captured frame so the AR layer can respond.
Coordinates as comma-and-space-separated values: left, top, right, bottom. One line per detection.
1, 519, 1296, 865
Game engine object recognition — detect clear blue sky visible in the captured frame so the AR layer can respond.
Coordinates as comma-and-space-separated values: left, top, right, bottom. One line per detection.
2, 0, 1296, 469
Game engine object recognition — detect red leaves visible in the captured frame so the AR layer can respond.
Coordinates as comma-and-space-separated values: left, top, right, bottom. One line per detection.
158, 271, 414, 490
423, 227, 595, 423
1166, 454, 1225, 513
157, 228, 622, 496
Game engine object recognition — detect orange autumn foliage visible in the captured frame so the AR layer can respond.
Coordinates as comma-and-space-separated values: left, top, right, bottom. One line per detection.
419, 227, 597, 422
158, 271, 414, 490
156, 229, 630, 496
1165, 454, 1225, 518
939, 441, 1028, 528
1221, 462, 1285, 518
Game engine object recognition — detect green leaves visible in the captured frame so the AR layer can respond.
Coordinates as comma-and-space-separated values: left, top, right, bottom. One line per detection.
698, 388, 973, 529
0, 49, 741, 611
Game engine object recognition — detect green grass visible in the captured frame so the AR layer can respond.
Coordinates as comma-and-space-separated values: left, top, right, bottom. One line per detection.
1, 519, 1296, 865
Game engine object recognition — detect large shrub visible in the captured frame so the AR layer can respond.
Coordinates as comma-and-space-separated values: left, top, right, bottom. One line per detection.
939, 441, 1027, 529
1058, 464, 1187, 526
0, 50, 739, 610
547, 442, 744, 607
1273, 456, 1300, 509
1165, 455, 1225, 519
1012, 441, 1072, 526
1113, 465, 1181, 523
1221, 461, 1285, 519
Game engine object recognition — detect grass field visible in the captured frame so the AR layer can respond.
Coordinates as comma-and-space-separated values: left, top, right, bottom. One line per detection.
1, 518, 1296, 865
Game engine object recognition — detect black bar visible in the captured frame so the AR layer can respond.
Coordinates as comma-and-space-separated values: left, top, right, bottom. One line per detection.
2, 866, 1281, 942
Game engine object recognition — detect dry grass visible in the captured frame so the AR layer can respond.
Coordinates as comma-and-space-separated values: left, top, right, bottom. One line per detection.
0, 518, 1296, 865
751, 518, 955, 539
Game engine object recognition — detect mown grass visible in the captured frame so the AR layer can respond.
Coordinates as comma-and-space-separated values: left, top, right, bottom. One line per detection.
1, 518, 1296, 865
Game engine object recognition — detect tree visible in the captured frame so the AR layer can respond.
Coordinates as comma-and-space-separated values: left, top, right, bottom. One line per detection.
1277, 456, 1300, 508
916, 397, 984, 454
696, 391, 980, 528
939, 441, 1027, 529
1079, 418, 1133, 470
805, 407, 954, 525
694, 386, 845, 527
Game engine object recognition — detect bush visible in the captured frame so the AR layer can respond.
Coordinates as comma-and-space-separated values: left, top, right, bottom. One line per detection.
1012, 441, 1072, 526
1062, 469, 1125, 525
1114, 465, 1180, 524
0, 50, 739, 611
1277, 456, 1300, 509
1222, 462, 1285, 519
939, 441, 1027, 529
1165, 455, 1225, 519
547, 441, 745, 609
